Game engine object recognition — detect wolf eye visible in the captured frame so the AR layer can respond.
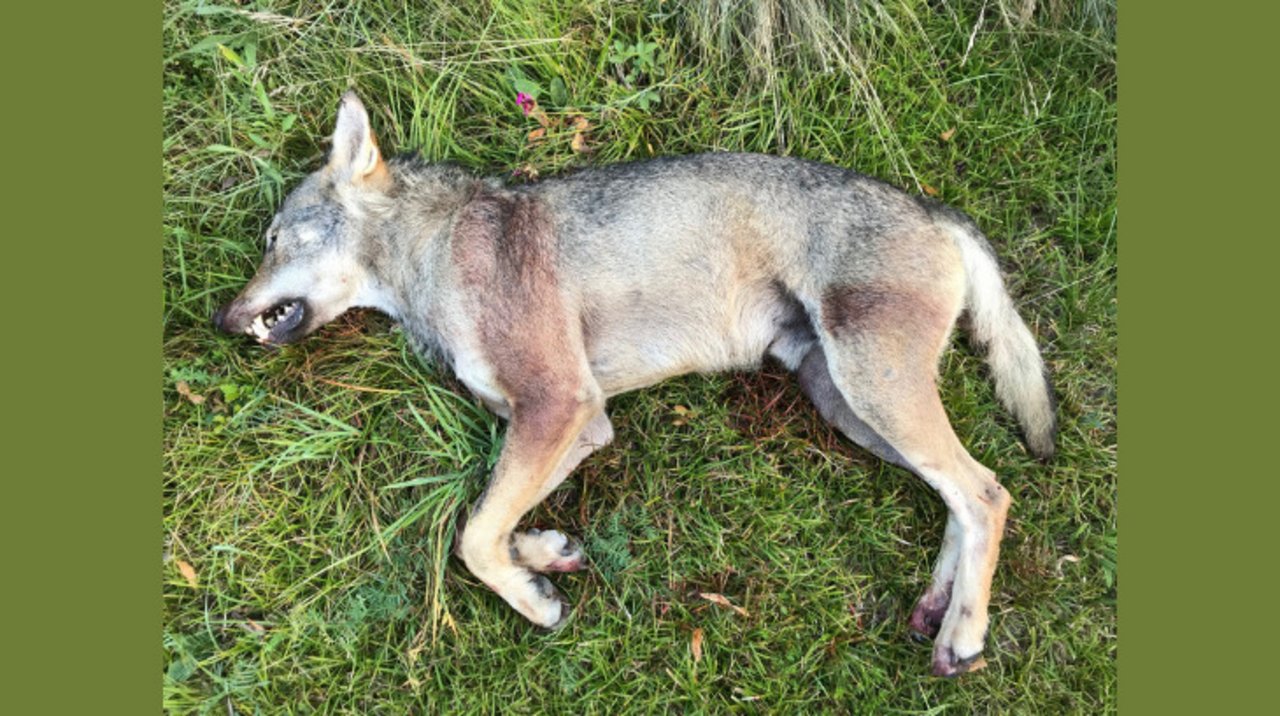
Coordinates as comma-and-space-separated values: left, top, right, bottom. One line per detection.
264, 225, 279, 254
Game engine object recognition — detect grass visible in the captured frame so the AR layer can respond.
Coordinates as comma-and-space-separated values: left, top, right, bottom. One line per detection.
163, 0, 1116, 712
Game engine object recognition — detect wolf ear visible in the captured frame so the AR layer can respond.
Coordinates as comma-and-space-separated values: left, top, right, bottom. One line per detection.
330, 90, 386, 183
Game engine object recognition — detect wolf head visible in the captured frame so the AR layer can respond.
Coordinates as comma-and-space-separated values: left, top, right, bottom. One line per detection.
214, 91, 395, 345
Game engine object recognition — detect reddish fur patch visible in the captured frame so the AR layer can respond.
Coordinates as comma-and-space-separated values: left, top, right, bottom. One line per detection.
821, 284, 951, 337
452, 190, 588, 419
819, 284, 959, 378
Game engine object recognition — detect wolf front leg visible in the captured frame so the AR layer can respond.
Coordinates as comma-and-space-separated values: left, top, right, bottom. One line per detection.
458, 391, 609, 628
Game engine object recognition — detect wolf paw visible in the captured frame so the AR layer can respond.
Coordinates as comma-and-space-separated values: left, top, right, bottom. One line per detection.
931, 644, 988, 677
481, 565, 571, 628
909, 586, 951, 639
511, 528, 586, 573
929, 603, 989, 677
529, 574, 572, 630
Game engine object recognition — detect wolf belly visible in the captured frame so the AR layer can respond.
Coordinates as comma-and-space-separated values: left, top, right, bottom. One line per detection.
582, 277, 812, 396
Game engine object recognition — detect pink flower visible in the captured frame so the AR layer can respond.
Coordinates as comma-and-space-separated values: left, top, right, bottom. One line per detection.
516, 92, 535, 116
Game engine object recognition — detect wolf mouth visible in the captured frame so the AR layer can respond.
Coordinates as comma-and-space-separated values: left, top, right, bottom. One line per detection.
246, 299, 305, 343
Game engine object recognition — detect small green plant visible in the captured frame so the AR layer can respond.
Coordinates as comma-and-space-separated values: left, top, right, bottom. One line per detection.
206, 37, 297, 205
608, 37, 664, 110
506, 66, 543, 101
609, 38, 660, 80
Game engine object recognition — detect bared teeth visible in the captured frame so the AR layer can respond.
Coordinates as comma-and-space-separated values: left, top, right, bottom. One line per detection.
245, 302, 299, 343
250, 315, 270, 342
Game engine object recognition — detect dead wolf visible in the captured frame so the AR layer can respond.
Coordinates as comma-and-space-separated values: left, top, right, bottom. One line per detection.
214, 92, 1055, 676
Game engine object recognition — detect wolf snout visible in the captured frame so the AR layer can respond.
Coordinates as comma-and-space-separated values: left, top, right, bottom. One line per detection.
212, 302, 240, 334
212, 304, 229, 332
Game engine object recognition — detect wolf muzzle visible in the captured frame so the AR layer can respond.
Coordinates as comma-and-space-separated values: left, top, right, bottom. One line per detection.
212, 304, 233, 334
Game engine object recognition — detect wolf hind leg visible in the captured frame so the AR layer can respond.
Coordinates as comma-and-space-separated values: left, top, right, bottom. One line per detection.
797, 345, 910, 469
803, 283, 1009, 676
797, 345, 963, 639
796, 345, 962, 640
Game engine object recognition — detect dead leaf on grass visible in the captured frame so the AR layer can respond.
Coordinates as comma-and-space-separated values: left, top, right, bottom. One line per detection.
699, 592, 749, 617
940, 127, 956, 142
532, 107, 551, 129
570, 115, 592, 153
176, 559, 198, 589
691, 627, 704, 663
921, 183, 939, 197
513, 163, 540, 181
175, 381, 205, 405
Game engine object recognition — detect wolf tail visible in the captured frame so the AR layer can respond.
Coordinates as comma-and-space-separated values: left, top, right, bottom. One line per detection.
942, 213, 1057, 459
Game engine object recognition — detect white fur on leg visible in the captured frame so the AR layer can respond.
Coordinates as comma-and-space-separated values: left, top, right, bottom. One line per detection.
485, 564, 568, 627
512, 528, 585, 572
910, 514, 963, 637
930, 524, 991, 664
460, 527, 568, 628
914, 463, 1008, 676
456, 411, 613, 629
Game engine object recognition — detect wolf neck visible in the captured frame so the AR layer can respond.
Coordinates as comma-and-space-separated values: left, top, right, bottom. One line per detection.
356, 157, 485, 370
361, 228, 452, 369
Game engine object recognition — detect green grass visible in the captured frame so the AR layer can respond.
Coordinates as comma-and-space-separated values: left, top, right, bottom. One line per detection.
163, 1, 1116, 712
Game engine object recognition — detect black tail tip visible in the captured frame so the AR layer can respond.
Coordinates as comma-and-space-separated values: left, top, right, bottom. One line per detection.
1028, 368, 1058, 461
1027, 421, 1057, 461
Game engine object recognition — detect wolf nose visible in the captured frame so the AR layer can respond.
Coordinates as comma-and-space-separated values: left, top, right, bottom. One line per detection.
212, 304, 231, 333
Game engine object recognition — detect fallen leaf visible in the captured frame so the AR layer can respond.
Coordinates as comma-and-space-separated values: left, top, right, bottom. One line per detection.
176, 381, 205, 405
921, 183, 939, 197
514, 163, 540, 181
568, 115, 592, 154
526, 127, 546, 145
176, 560, 198, 589
1054, 554, 1080, 577
532, 107, 551, 129
699, 592, 749, 617
691, 627, 704, 663
940, 127, 956, 142
243, 619, 267, 636
672, 405, 690, 415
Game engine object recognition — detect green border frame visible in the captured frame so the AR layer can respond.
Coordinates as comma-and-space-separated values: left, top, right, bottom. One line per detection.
1118, 0, 1277, 712
8, 2, 159, 712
